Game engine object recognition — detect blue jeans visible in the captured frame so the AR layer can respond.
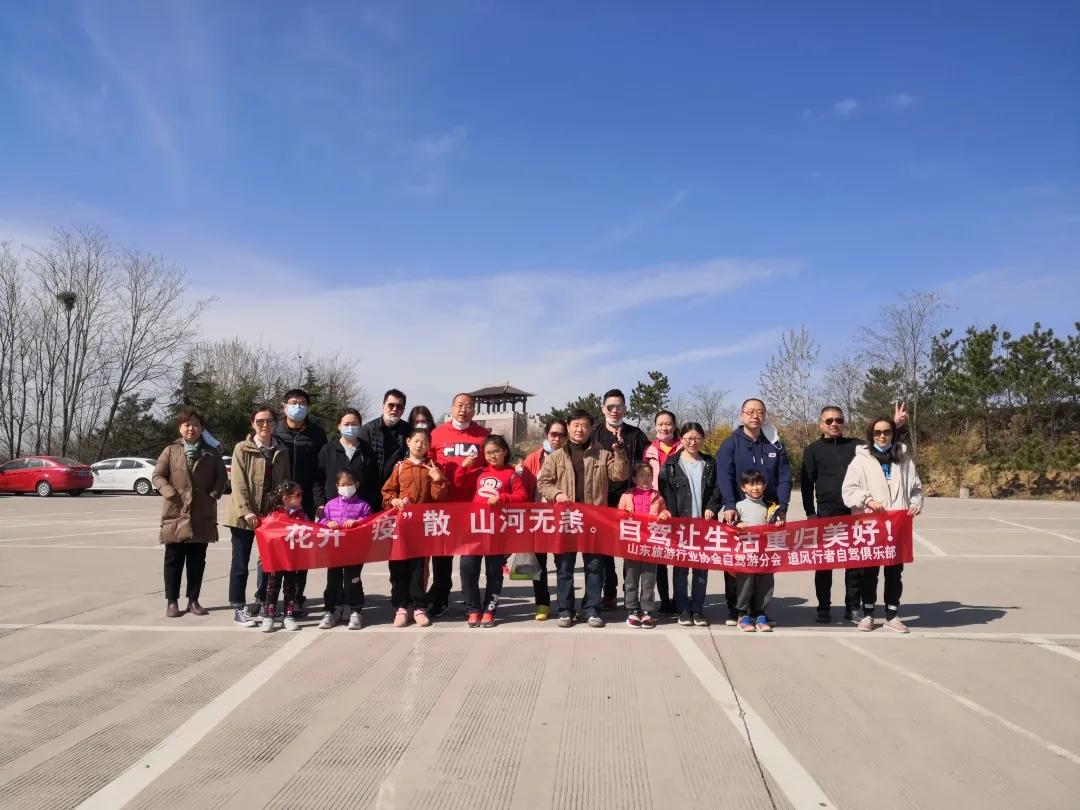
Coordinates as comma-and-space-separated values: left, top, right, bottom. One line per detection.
555, 552, 604, 618
673, 565, 708, 614
228, 526, 255, 607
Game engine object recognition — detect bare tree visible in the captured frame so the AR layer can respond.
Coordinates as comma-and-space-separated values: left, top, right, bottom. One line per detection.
758, 326, 820, 450
857, 290, 944, 456
95, 249, 210, 457
820, 353, 865, 425
685, 384, 729, 436
32, 226, 115, 456
0, 243, 33, 458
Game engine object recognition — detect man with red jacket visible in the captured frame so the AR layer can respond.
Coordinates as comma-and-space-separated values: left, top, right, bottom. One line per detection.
425, 392, 490, 616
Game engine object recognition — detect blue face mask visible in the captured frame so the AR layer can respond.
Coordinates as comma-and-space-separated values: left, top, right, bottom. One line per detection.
875, 441, 893, 452
285, 403, 308, 421
340, 425, 359, 439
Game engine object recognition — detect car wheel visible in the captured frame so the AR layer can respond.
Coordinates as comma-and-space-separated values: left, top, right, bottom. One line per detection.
134, 478, 152, 496
36, 481, 53, 497
68, 489, 84, 497
90, 490, 101, 495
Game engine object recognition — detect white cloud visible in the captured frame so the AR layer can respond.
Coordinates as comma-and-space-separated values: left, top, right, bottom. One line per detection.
404, 125, 468, 196
887, 92, 916, 109
833, 98, 858, 117
593, 189, 689, 249
191, 256, 800, 416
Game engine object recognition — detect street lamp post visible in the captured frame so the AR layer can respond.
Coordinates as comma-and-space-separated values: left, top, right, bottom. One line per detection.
56, 291, 77, 456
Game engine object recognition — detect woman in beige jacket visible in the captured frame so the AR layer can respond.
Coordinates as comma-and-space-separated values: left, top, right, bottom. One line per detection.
224, 406, 291, 626
842, 416, 923, 634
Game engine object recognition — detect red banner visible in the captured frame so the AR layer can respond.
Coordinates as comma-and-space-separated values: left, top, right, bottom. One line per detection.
255, 502, 913, 574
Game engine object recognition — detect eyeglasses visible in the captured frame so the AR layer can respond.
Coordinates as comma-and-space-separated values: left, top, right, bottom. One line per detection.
823, 417, 845, 426
548, 431, 567, 438
872, 429, 893, 436
253, 419, 275, 426
604, 404, 625, 412
742, 409, 765, 417
682, 435, 703, 443
385, 402, 405, 411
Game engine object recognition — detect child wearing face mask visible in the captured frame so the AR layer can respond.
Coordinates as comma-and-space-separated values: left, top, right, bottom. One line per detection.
261, 480, 306, 632
316, 470, 373, 630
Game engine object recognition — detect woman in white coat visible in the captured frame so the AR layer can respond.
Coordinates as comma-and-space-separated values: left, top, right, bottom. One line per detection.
842, 416, 922, 633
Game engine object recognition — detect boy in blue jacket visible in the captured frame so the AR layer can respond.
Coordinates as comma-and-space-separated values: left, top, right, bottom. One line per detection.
715, 398, 792, 625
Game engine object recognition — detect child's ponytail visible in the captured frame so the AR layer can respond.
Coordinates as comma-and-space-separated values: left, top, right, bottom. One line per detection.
269, 480, 302, 512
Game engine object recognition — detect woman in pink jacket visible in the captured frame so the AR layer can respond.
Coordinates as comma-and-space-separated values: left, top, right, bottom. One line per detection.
643, 410, 680, 614
618, 462, 671, 628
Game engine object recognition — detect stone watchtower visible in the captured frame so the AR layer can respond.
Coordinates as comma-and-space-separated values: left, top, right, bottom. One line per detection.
468, 382, 534, 446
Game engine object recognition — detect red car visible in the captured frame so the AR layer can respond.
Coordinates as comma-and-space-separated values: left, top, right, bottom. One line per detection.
0, 456, 95, 497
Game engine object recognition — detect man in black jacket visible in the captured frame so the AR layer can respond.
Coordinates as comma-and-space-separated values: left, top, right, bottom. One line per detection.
358, 388, 410, 506
592, 388, 649, 610
271, 387, 327, 614
801, 403, 907, 623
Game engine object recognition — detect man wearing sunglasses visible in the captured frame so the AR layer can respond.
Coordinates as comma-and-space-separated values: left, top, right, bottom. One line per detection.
592, 388, 649, 611
802, 403, 908, 624
359, 389, 411, 505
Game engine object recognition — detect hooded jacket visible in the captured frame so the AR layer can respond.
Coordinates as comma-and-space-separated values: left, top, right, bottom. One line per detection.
842, 443, 924, 514
223, 437, 291, 529
617, 487, 668, 516
715, 425, 792, 512
319, 494, 374, 526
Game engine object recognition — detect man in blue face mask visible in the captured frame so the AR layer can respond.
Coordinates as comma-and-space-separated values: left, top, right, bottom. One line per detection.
269, 387, 327, 615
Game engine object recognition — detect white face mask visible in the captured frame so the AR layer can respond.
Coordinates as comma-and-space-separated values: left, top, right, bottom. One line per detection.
384, 413, 401, 426
607, 416, 624, 427
338, 485, 357, 498
414, 421, 430, 430
451, 419, 469, 430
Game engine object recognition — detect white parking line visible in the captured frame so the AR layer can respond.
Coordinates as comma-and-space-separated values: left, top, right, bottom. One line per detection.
838, 639, 1080, 766
668, 633, 835, 808
913, 531, 947, 556
1024, 635, 1080, 664
0, 528, 150, 543
75, 631, 319, 810
990, 517, 1080, 545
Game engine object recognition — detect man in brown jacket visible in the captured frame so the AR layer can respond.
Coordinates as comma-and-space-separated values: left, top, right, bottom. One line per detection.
537, 408, 629, 628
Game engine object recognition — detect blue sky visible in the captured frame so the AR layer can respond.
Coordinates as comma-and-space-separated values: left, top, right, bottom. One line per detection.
1, 1, 1078, 415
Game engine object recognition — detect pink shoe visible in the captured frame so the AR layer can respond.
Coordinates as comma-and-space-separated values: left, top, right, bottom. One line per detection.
393, 607, 409, 628
413, 608, 431, 627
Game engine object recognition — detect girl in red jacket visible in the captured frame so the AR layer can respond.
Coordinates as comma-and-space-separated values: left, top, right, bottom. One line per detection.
457, 434, 526, 627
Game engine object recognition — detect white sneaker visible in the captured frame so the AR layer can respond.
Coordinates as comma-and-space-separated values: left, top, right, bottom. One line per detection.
348, 611, 363, 630
883, 617, 910, 634
318, 611, 336, 630
857, 615, 874, 632
283, 615, 299, 631
261, 616, 275, 633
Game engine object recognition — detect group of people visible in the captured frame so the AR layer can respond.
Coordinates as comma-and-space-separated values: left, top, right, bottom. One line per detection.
152, 386, 923, 634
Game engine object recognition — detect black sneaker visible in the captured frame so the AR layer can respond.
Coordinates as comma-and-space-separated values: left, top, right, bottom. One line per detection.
843, 608, 853, 622
293, 597, 306, 619
815, 608, 830, 624
678, 611, 693, 626
427, 602, 446, 618
692, 613, 709, 627
658, 600, 675, 615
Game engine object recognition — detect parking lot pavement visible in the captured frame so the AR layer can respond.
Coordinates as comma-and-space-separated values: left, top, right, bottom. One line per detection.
1, 493, 1078, 809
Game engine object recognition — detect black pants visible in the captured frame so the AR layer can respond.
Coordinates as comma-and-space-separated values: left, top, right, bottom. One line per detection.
815, 569, 860, 613
460, 555, 507, 614
164, 543, 207, 602
850, 564, 904, 617
555, 552, 603, 618
533, 552, 551, 607
724, 571, 737, 613
656, 565, 671, 607
263, 571, 298, 616
426, 555, 454, 608
389, 558, 427, 608
255, 560, 308, 604
324, 565, 364, 612
229, 527, 255, 607
602, 554, 618, 599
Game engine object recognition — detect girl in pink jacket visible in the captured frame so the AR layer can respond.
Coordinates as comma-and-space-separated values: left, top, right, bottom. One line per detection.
618, 463, 671, 628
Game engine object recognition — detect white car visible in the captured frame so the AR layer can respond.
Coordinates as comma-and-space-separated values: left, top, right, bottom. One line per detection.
90, 457, 159, 496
